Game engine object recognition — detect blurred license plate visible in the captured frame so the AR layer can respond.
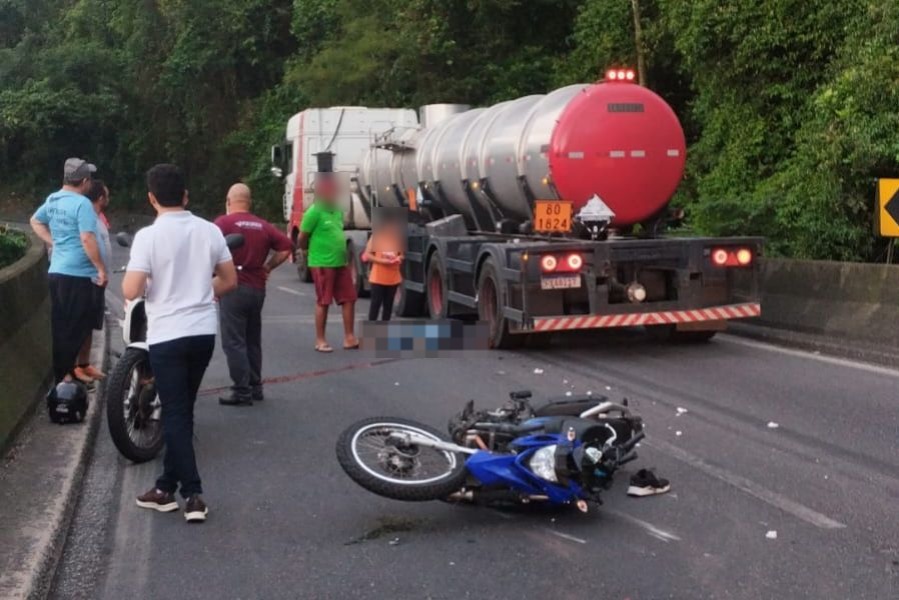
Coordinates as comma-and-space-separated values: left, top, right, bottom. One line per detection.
541, 275, 581, 290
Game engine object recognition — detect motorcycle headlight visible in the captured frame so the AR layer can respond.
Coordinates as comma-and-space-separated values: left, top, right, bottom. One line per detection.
528, 445, 558, 483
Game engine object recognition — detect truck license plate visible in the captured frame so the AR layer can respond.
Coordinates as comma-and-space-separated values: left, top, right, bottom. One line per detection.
541, 275, 581, 290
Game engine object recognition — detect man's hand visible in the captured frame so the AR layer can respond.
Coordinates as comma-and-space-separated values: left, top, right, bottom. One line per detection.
96, 268, 108, 288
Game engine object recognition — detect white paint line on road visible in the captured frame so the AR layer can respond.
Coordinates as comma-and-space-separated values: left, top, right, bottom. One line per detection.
721, 335, 899, 378
277, 286, 308, 297
542, 528, 587, 544
648, 438, 846, 530
604, 509, 682, 543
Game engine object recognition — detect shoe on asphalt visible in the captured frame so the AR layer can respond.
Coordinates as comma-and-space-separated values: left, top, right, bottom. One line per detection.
73, 367, 94, 384
83, 365, 106, 380
627, 469, 671, 497
184, 495, 208, 523
136, 488, 179, 512
218, 394, 252, 406
252, 388, 264, 402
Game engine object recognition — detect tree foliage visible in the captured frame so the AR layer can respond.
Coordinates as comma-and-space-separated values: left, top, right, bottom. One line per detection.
0, 0, 897, 260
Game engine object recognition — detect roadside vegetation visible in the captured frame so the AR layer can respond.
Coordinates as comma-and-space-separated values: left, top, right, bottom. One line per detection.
1, 1, 897, 261
0, 225, 27, 269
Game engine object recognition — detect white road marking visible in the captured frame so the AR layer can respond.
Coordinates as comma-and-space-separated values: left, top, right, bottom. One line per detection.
605, 509, 682, 543
720, 335, 899, 378
277, 286, 308, 297
648, 438, 846, 530
543, 528, 587, 544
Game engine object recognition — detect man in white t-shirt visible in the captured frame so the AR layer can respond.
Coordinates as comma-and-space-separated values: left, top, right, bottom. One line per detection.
123, 164, 238, 523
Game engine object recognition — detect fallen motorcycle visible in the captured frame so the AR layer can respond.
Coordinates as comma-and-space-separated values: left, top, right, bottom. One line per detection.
336, 390, 644, 511
105, 231, 244, 462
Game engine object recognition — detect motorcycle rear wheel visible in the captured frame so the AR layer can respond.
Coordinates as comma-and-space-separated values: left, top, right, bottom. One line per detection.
336, 417, 468, 502
106, 348, 164, 463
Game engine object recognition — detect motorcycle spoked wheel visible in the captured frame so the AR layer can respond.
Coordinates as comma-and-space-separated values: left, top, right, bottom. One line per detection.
106, 348, 164, 463
336, 417, 469, 502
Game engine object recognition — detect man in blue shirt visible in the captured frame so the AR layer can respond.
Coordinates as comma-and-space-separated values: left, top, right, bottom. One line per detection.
31, 158, 107, 384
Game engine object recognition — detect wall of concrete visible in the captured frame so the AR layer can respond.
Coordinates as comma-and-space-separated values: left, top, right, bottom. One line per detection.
746, 257, 899, 347
0, 226, 51, 451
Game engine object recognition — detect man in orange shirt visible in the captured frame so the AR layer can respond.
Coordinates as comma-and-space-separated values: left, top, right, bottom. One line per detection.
362, 219, 404, 321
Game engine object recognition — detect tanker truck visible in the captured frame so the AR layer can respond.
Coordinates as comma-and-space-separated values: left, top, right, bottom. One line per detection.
272, 69, 762, 347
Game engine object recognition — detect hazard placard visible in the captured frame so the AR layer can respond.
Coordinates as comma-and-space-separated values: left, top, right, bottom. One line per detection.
876, 178, 899, 237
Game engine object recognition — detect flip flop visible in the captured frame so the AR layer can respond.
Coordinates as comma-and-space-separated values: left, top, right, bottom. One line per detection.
344, 341, 360, 350
315, 343, 334, 353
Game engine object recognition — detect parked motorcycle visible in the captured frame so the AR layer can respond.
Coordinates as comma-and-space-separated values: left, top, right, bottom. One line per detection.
105, 231, 244, 462
336, 390, 644, 511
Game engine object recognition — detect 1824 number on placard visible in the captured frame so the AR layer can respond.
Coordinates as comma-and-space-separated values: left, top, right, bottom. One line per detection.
534, 201, 573, 233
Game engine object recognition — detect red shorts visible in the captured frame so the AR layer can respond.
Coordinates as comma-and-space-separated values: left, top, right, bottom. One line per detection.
311, 266, 357, 306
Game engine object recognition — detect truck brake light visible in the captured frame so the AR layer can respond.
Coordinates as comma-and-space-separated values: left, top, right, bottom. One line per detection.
541, 255, 558, 272
541, 253, 583, 273
711, 247, 753, 267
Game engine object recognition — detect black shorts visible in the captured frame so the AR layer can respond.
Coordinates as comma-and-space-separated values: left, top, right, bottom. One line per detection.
92, 283, 106, 330
48, 274, 99, 382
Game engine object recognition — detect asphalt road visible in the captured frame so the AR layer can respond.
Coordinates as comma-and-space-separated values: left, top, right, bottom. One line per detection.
50, 242, 898, 600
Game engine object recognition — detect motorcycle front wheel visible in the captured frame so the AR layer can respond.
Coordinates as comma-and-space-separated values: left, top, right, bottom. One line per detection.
106, 348, 164, 463
336, 417, 468, 502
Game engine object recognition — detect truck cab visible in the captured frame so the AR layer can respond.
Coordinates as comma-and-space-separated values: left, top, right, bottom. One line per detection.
271, 107, 418, 283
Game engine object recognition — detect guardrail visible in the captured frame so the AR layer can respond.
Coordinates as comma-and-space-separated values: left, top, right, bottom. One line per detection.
0, 225, 51, 451
741, 257, 899, 348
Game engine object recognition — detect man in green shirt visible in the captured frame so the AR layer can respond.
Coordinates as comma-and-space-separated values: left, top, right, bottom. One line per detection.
298, 175, 358, 352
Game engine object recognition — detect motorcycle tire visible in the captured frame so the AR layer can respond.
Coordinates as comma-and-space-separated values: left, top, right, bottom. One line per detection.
336, 417, 469, 502
106, 347, 164, 463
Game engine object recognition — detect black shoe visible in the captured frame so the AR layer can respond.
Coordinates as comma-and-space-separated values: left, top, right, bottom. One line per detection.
218, 394, 252, 406
627, 469, 671, 497
252, 390, 264, 402
136, 487, 179, 512
184, 495, 208, 523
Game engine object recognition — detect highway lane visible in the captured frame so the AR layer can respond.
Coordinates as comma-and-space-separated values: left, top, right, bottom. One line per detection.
51, 242, 898, 600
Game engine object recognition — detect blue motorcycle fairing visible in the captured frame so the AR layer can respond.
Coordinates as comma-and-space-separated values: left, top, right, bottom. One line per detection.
464, 433, 586, 504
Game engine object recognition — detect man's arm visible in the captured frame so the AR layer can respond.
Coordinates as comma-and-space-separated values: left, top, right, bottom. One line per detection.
264, 222, 292, 273
122, 270, 148, 300
81, 232, 108, 286
30, 217, 54, 247
213, 260, 239, 297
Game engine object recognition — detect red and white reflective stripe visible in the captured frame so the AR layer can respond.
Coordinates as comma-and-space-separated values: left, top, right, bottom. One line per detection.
532, 303, 761, 332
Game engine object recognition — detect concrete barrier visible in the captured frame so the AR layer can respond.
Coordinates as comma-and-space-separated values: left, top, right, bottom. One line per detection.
0, 226, 51, 451
743, 257, 899, 348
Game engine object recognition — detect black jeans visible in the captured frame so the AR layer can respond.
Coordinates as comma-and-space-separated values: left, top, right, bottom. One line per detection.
368, 283, 398, 321
48, 274, 97, 383
149, 335, 215, 498
219, 285, 265, 399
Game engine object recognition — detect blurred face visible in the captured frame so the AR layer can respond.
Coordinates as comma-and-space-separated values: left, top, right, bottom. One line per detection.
315, 179, 338, 205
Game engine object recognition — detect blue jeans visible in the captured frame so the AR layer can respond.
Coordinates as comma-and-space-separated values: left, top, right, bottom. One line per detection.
149, 335, 215, 498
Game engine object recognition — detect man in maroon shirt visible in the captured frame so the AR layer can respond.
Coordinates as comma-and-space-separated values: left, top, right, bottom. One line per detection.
215, 183, 292, 406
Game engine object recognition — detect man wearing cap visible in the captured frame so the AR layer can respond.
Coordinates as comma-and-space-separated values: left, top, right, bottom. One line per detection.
297, 172, 359, 352
31, 158, 107, 384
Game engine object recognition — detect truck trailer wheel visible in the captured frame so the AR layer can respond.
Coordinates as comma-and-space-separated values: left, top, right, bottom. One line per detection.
426, 252, 448, 318
347, 242, 368, 298
394, 283, 425, 317
477, 260, 519, 349
295, 247, 312, 283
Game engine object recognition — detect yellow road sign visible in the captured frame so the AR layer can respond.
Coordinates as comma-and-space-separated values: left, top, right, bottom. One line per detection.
877, 178, 899, 237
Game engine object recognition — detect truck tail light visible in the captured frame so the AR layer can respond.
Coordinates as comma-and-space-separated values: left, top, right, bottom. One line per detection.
540, 255, 558, 272
711, 247, 754, 268
540, 253, 583, 273
565, 253, 583, 270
